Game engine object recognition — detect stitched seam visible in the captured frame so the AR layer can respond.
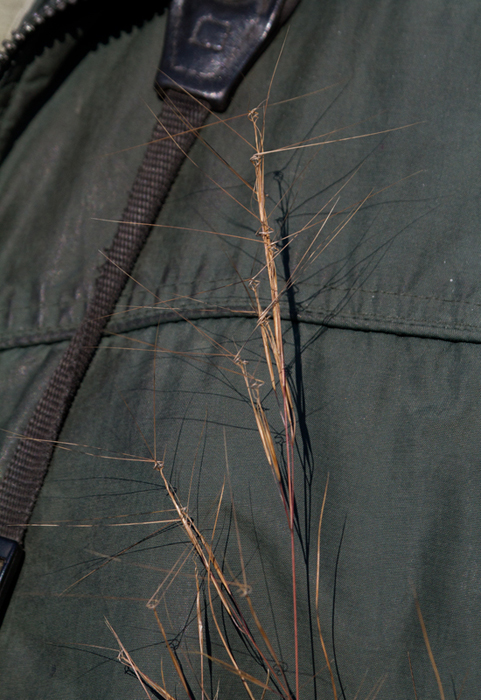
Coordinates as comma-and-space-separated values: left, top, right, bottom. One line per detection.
3, 306, 481, 352
2, 288, 481, 348
322, 284, 481, 307
2, 279, 480, 339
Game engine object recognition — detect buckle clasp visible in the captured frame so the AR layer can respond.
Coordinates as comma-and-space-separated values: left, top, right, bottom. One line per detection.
156, 0, 301, 111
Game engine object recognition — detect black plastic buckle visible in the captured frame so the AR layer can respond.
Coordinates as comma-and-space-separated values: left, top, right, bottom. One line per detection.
156, 0, 301, 111
0, 537, 24, 626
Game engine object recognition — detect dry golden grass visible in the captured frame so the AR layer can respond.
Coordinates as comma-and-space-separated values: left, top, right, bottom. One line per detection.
5, 49, 445, 700
97, 73, 351, 700
95, 79, 435, 700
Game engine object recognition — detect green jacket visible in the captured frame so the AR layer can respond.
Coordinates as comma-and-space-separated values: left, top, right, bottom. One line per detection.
0, 0, 480, 698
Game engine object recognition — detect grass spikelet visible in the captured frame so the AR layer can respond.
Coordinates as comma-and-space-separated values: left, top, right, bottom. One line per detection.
9, 37, 431, 700
40, 64, 384, 700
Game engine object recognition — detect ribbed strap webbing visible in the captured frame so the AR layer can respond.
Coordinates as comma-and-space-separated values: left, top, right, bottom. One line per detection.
0, 89, 209, 542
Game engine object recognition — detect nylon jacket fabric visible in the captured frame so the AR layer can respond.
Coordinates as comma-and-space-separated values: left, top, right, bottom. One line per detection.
0, 1, 480, 698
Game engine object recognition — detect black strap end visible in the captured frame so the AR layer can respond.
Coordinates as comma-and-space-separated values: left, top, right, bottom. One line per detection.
156, 0, 301, 112
0, 537, 24, 627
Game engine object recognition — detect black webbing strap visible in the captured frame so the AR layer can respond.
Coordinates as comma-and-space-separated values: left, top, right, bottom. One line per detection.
0, 89, 208, 544
0, 0, 301, 628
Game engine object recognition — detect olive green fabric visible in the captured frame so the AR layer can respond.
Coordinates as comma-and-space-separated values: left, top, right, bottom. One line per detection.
1, 0, 481, 698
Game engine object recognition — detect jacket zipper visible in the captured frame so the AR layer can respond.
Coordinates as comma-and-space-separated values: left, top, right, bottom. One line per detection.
0, 0, 81, 70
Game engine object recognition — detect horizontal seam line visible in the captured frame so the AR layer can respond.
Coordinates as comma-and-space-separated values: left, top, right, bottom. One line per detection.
2, 306, 481, 349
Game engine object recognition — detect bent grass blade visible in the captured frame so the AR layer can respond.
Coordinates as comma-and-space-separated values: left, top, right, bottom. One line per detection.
7, 42, 426, 700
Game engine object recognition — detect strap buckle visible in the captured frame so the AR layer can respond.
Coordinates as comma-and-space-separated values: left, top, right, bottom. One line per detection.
156, 0, 301, 111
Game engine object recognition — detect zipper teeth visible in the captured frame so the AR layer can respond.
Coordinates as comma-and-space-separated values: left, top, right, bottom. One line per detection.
0, 0, 80, 68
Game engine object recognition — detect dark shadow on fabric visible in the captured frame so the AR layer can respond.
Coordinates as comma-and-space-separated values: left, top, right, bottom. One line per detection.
275, 166, 320, 700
